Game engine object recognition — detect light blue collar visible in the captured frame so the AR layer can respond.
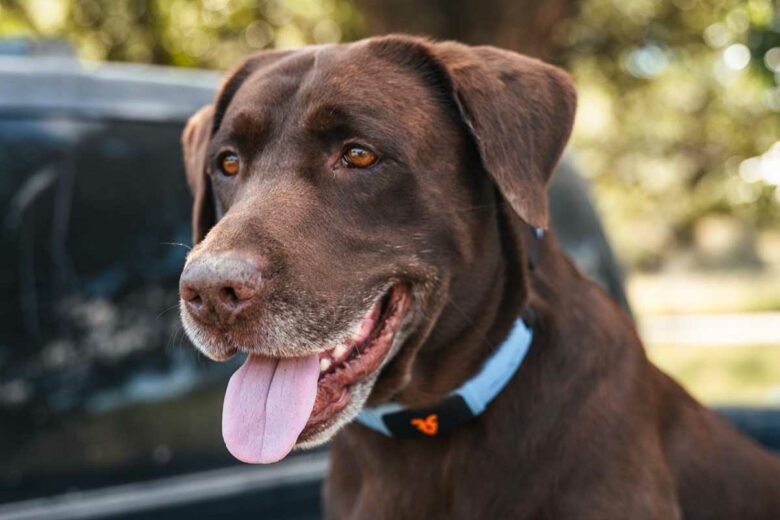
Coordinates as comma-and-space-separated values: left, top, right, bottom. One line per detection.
355, 314, 534, 438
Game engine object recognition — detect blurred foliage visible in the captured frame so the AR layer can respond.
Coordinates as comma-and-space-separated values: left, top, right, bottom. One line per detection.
1, 0, 778, 270
557, 0, 780, 269
0, 0, 364, 67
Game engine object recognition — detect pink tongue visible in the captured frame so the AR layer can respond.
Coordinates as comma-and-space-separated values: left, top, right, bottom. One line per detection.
222, 353, 319, 464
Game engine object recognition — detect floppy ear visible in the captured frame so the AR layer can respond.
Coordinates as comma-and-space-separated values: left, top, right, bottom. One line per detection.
181, 49, 296, 244
430, 40, 577, 229
181, 104, 216, 244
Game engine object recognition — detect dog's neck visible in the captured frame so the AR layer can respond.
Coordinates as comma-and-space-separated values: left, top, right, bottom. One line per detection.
350, 211, 635, 419
388, 210, 541, 408
328, 216, 643, 516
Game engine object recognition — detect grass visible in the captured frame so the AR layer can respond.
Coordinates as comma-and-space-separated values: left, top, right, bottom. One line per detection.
631, 267, 780, 407
647, 343, 780, 407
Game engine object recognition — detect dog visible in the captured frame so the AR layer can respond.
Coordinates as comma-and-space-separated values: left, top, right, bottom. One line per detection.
178, 35, 780, 518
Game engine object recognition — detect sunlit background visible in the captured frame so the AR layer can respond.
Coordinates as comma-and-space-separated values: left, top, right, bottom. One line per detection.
2, 0, 779, 407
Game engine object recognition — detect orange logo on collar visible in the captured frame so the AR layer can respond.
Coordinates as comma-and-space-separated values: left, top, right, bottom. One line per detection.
410, 414, 438, 436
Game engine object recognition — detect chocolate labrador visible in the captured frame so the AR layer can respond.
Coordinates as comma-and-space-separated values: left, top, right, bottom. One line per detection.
178, 35, 780, 518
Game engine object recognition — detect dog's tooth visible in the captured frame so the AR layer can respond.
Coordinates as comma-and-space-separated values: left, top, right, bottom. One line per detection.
320, 358, 332, 372
349, 320, 363, 338
333, 344, 349, 361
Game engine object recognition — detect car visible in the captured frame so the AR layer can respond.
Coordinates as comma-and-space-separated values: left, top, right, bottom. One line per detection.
0, 39, 776, 519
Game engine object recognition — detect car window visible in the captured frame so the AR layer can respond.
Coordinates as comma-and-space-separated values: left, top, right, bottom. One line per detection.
0, 115, 241, 502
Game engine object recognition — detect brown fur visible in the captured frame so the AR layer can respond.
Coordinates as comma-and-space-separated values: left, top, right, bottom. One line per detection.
180, 35, 780, 519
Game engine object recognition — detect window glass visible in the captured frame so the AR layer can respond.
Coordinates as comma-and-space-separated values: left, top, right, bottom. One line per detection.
0, 116, 240, 502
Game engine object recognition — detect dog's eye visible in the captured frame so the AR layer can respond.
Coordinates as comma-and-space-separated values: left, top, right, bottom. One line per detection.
218, 153, 240, 177
342, 146, 378, 168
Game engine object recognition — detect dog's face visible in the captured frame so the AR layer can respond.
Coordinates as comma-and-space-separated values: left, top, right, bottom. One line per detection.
179, 36, 575, 463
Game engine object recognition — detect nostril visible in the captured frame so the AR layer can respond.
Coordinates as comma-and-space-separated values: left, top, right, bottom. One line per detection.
220, 286, 239, 304
181, 285, 201, 303
219, 285, 257, 306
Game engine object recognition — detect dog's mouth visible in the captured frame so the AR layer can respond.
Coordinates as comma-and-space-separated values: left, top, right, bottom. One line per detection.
221, 285, 410, 464
307, 285, 410, 432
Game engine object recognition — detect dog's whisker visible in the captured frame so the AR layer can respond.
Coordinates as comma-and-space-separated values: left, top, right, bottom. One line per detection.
157, 303, 181, 319
160, 241, 192, 250
165, 324, 182, 352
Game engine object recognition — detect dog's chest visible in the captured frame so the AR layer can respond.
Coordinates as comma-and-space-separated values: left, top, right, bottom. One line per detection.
324, 445, 542, 520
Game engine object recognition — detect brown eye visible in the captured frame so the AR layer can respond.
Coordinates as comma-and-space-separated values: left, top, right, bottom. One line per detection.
342, 145, 378, 168
218, 153, 240, 176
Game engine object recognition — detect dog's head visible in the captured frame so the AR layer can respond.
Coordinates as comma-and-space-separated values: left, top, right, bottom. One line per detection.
179, 35, 575, 463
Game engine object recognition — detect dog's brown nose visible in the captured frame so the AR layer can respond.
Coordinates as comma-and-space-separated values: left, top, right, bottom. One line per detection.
179, 254, 263, 323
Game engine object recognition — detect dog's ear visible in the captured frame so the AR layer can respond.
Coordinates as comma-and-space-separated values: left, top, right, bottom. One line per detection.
181, 50, 295, 244
181, 104, 216, 244
372, 37, 576, 228
434, 41, 576, 229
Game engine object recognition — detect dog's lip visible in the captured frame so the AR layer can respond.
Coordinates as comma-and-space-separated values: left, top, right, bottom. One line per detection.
190, 284, 409, 366
301, 285, 411, 435
188, 282, 412, 438
314, 290, 388, 375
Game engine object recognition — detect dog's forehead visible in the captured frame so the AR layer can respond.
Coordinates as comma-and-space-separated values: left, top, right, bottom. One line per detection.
301, 43, 434, 104
224, 43, 444, 131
